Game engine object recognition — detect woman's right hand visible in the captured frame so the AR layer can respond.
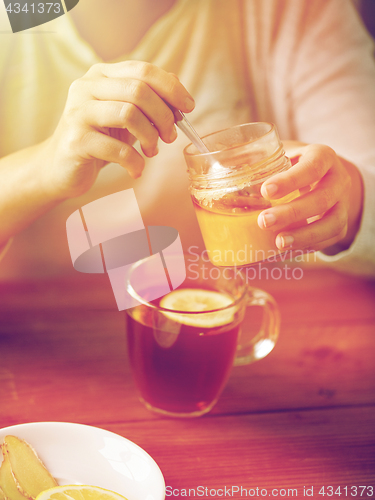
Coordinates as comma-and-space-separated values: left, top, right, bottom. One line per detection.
41, 61, 195, 200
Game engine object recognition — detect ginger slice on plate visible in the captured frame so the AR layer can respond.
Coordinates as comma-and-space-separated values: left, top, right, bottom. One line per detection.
0, 452, 29, 500
2, 436, 57, 499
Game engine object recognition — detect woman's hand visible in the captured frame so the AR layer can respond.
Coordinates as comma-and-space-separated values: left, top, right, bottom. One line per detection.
257, 143, 364, 253
42, 61, 195, 199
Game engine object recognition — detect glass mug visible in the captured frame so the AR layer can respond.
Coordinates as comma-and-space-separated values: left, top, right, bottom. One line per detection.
184, 122, 300, 267
125, 254, 280, 418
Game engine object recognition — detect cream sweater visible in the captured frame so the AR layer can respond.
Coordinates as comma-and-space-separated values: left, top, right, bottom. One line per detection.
0, 0, 374, 278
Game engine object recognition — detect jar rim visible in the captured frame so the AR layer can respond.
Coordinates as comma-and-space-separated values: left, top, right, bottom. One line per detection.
183, 122, 276, 157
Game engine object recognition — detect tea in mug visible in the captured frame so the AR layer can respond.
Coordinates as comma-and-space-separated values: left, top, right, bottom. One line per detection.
126, 288, 241, 415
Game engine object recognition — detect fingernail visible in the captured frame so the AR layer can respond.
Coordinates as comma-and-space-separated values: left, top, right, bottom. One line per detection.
262, 213, 276, 228
144, 146, 158, 158
276, 235, 294, 249
169, 126, 178, 142
184, 97, 195, 111
264, 183, 278, 198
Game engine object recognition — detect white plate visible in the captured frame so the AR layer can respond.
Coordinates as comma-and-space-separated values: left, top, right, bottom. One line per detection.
0, 422, 165, 500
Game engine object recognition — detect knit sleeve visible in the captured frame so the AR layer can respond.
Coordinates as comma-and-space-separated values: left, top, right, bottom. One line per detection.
248, 0, 375, 276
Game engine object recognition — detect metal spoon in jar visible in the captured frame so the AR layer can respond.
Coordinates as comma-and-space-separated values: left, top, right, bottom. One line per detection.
169, 107, 211, 154
168, 105, 225, 176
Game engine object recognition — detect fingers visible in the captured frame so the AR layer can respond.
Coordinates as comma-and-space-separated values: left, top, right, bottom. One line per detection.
69, 61, 195, 155
88, 78, 178, 144
96, 61, 195, 113
80, 129, 145, 179
257, 144, 352, 253
257, 163, 345, 232
77, 100, 159, 158
50, 62, 195, 198
274, 201, 348, 252
261, 144, 336, 200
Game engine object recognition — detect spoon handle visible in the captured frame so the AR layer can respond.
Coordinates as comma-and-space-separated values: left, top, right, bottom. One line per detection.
168, 106, 210, 154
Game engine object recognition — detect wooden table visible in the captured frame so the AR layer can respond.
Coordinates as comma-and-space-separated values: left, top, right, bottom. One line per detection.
1, 266, 375, 497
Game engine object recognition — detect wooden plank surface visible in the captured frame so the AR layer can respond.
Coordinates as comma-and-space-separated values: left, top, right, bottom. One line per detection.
0, 268, 374, 491
1, 269, 375, 425
1, 308, 375, 424
104, 406, 375, 494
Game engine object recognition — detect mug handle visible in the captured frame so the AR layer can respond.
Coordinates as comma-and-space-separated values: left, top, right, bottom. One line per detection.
234, 287, 280, 366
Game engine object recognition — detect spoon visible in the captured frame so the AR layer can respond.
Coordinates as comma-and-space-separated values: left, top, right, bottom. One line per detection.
168, 106, 211, 154
167, 104, 224, 174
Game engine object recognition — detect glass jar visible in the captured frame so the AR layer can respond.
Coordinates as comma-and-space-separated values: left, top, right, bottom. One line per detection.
183, 122, 299, 267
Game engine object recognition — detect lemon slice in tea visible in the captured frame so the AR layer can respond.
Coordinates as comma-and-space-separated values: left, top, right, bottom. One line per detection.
36, 485, 128, 500
160, 288, 237, 328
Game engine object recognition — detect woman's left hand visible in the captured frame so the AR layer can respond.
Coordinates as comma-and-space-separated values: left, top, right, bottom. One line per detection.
257, 143, 364, 253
